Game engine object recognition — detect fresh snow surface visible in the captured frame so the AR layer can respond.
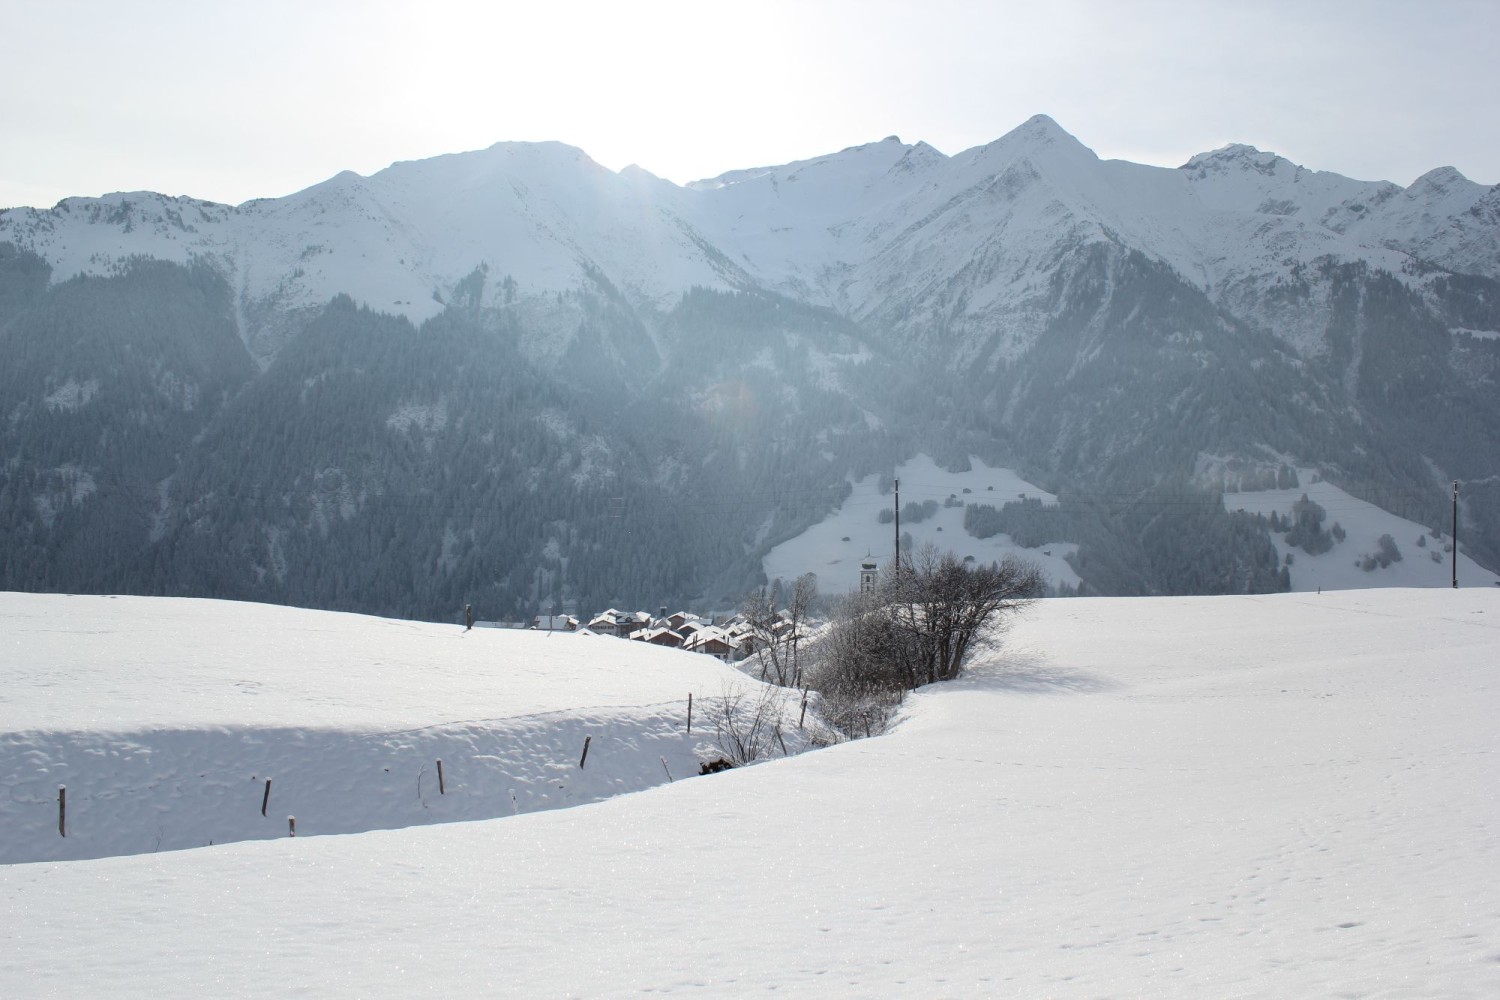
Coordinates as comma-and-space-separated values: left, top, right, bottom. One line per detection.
0, 594, 812, 864
1226, 476, 1500, 592
2, 588, 1497, 998
761, 455, 1080, 593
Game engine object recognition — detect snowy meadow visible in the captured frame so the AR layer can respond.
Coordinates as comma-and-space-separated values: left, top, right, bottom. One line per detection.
2, 588, 1498, 997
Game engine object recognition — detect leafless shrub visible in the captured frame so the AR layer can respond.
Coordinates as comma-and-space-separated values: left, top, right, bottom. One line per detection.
706, 682, 784, 766
806, 546, 1041, 739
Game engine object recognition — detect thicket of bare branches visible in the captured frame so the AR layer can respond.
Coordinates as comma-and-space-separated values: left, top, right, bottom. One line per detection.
807, 547, 1042, 735
740, 573, 817, 688
706, 683, 785, 765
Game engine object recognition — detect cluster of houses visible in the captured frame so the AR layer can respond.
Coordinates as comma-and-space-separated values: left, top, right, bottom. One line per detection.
521, 607, 802, 662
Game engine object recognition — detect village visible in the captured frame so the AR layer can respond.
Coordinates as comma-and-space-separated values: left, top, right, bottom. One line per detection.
482, 604, 815, 664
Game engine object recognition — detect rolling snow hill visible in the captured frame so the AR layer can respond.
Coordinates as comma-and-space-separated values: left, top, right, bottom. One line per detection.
2, 589, 1497, 997
0, 592, 812, 864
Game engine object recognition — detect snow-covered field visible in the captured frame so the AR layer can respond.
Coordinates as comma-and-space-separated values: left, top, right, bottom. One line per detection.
0, 593, 812, 864
762, 454, 1081, 593
1227, 476, 1500, 591
3, 588, 1498, 998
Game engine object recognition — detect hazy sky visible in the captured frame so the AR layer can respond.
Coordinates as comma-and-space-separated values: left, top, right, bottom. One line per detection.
3, 0, 1496, 209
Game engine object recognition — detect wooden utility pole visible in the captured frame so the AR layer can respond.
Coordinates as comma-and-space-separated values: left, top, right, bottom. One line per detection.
893, 476, 901, 574
1452, 480, 1459, 589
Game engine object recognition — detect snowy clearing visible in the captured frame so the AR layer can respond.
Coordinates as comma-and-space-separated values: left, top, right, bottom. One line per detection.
762, 455, 1079, 594
1226, 476, 1500, 592
3, 588, 1498, 997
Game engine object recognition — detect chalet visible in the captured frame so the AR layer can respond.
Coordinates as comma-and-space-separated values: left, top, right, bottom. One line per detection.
677, 618, 713, 638
587, 613, 616, 635
532, 614, 578, 631
683, 625, 739, 661
629, 626, 686, 649
586, 610, 628, 636
621, 610, 654, 632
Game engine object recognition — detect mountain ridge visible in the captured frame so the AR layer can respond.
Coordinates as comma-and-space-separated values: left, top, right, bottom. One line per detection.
2, 115, 1497, 617
4, 118, 1494, 362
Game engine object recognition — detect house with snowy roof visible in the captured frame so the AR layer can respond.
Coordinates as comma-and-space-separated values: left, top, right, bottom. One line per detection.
629, 626, 686, 649
682, 625, 738, 661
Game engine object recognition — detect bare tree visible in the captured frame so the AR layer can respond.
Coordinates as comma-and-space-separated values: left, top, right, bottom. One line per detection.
784, 573, 816, 687
887, 545, 1042, 684
740, 587, 786, 684
706, 682, 784, 766
740, 573, 817, 687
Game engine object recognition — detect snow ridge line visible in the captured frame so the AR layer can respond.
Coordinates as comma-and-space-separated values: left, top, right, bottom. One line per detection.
840, 746, 1494, 773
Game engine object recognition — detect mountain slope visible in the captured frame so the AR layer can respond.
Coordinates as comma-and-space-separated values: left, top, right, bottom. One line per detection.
1, 117, 1497, 613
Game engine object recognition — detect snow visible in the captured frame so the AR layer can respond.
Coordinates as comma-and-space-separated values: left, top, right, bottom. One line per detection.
1225, 475, 1500, 591
384, 400, 448, 434
2, 115, 1495, 380
3, 587, 1498, 998
42, 377, 101, 411
762, 454, 1079, 593
0, 593, 809, 863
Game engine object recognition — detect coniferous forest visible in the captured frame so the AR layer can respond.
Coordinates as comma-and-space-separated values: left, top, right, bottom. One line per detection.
3, 232, 1498, 620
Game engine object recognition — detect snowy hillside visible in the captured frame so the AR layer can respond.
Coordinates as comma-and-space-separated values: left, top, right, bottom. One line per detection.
1226, 475, 1500, 592
0, 593, 811, 864
2, 589, 1497, 998
762, 454, 1081, 592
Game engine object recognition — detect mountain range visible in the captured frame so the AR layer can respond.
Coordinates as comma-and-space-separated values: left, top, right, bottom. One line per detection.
3, 115, 1497, 618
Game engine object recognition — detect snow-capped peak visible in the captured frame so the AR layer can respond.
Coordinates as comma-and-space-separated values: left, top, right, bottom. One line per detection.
1406, 164, 1471, 194
970, 113, 1097, 162
3, 113, 1498, 366
1180, 143, 1294, 180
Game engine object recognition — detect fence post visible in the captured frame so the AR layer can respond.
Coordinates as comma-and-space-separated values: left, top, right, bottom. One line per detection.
437, 759, 445, 795
261, 778, 272, 817
687, 693, 693, 733
579, 735, 592, 768
799, 689, 808, 729
58, 785, 66, 838
660, 756, 674, 782
288, 816, 296, 837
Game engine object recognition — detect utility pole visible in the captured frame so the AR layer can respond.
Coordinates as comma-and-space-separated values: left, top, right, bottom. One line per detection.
893, 476, 901, 575
1452, 480, 1459, 589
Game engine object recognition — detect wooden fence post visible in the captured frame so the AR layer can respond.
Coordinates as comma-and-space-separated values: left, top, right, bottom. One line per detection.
687, 693, 693, 733
58, 785, 66, 838
579, 735, 592, 768
288, 816, 296, 837
261, 777, 272, 817
437, 759, 445, 795
799, 689, 808, 729
660, 756, 674, 782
